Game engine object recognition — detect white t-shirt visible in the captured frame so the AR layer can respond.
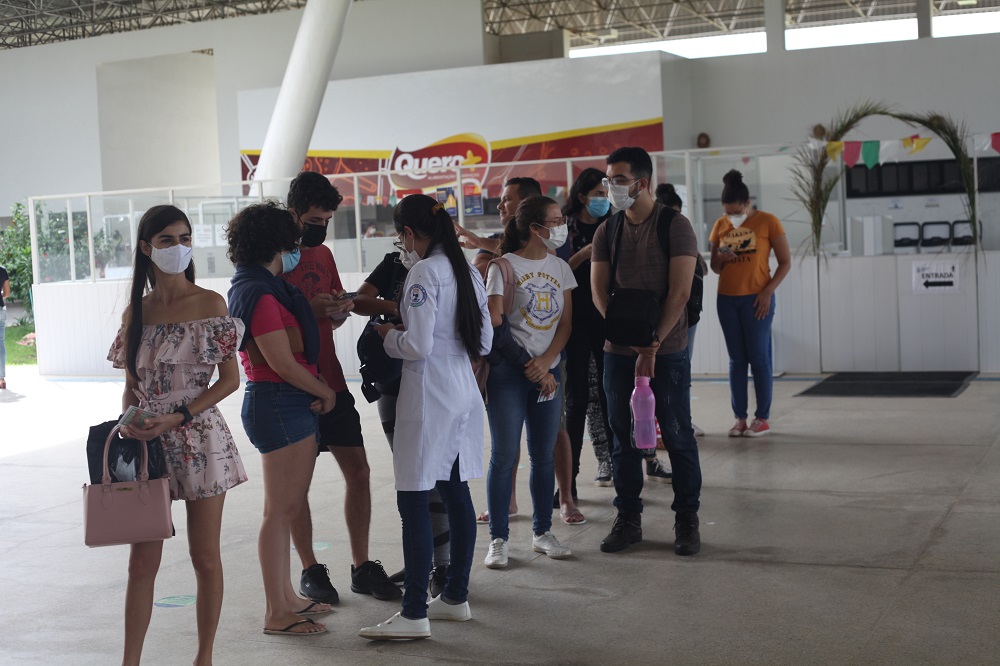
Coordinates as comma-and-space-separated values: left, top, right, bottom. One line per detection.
486, 252, 577, 369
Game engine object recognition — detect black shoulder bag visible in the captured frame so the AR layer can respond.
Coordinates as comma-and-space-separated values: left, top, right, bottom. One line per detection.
604, 210, 671, 347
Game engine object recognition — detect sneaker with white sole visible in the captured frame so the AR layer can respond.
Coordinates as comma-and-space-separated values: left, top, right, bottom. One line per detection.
728, 418, 748, 437
427, 595, 472, 621
532, 531, 572, 559
358, 612, 431, 640
594, 460, 613, 487
693, 423, 706, 437
484, 538, 508, 569
744, 418, 770, 437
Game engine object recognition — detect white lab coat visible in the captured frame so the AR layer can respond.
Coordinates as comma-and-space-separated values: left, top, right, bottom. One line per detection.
383, 249, 493, 492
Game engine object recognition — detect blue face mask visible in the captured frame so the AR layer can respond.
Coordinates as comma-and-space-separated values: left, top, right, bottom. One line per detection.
281, 247, 301, 273
587, 196, 611, 218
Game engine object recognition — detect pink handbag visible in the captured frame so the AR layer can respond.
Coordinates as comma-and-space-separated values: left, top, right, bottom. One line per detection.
83, 425, 173, 548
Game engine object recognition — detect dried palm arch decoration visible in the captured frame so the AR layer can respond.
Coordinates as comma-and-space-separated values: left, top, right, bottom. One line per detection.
791, 102, 977, 255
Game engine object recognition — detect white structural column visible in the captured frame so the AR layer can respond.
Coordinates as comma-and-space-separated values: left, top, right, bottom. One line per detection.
915, 0, 933, 38
253, 0, 352, 197
764, 0, 786, 53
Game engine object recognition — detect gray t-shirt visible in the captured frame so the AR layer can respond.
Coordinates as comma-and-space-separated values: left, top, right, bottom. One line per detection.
592, 203, 698, 355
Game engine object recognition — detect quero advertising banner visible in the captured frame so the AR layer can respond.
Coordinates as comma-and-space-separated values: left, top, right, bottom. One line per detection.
238, 53, 664, 204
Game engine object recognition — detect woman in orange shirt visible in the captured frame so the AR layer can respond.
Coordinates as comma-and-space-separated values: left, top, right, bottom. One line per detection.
709, 170, 791, 437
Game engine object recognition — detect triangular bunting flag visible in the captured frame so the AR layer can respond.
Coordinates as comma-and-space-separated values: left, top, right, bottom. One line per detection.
862, 141, 880, 168
902, 134, 919, 151
992, 132, 1000, 155
908, 137, 932, 155
843, 142, 862, 168
880, 140, 899, 164
826, 141, 845, 161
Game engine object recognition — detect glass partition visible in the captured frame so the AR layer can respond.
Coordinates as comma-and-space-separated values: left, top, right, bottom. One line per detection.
36, 144, 990, 284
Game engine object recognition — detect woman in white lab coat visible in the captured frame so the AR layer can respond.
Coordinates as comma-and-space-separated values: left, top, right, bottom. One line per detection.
358, 194, 492, 641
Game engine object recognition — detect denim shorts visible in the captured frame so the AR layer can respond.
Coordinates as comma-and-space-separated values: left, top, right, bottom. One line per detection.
241, 382, 321, 454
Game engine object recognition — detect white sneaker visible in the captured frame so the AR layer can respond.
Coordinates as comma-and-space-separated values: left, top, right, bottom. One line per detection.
484, 538, 508, 569
532, 531, 572, 559
427, 595, 472, 622
358, 612, 431, 640
693, 423, 705, 437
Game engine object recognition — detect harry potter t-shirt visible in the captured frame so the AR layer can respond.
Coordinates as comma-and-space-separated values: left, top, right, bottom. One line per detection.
486, 253, 577, 369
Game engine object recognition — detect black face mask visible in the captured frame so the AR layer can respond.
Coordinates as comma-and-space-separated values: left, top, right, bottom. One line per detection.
301, 222, 328, 248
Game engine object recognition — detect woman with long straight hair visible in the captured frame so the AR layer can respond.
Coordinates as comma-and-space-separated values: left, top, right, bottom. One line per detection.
482, 195, 577, 570
108, 204, 247, 666
358, 194, 492, 640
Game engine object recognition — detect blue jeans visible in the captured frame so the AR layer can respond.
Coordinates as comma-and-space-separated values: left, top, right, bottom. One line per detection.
717, 294, 775, 420
485, 359, 561, 540
396, 457, 476, 620
604, 350, 701, 515
0, 307, 6, 379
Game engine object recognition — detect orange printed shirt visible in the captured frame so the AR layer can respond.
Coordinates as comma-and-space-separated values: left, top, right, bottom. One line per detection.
709, 210, 785, 296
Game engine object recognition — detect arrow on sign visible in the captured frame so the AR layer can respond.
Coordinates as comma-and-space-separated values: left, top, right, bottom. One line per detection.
924, 280, 954, 288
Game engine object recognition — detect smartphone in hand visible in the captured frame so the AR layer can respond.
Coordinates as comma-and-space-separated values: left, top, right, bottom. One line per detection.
119, 405, 158, 429
338, 291, 358, 300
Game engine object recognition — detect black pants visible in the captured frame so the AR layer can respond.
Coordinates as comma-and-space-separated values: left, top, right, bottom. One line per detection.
564, 313, 612, 495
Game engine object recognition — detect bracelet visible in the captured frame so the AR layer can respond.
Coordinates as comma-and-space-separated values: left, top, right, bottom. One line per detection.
174, 405, 194, 426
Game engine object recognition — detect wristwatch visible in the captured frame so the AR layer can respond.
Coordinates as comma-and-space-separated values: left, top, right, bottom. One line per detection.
174, 405, 194, 426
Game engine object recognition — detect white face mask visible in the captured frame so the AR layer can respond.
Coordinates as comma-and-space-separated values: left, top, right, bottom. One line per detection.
727, 213, 748, 226
150, 244, 192, 274
540, 223, 568, 250
398, 249, 415, 270
607, 181, 637, 211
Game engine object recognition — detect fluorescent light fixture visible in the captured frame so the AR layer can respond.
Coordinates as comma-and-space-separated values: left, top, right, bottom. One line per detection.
569, 31, 766, 60
933, 11, 1000, 37
785, 18, 917, 50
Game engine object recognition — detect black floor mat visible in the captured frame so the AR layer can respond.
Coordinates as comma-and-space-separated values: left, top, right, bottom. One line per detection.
798, 371, 977, 398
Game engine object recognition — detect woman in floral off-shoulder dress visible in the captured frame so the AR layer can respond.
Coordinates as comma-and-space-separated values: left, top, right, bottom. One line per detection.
108, 205, 247, 666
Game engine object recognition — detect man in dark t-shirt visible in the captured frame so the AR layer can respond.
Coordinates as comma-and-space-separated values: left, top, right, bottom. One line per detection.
591, 147, 702, 557
282, 172, 401, 606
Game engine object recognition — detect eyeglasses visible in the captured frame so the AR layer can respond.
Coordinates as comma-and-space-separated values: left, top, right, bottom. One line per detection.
392, 238, 405, 251
602, 177, 638, 188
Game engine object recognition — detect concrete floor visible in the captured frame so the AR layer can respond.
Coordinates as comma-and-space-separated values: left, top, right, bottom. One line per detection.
1, 365, 999, 665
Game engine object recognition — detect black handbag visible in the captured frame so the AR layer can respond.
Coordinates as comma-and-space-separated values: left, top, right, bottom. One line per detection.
604, 212, 661, 348
357, 316, 403, 402
87, 418, 167, 485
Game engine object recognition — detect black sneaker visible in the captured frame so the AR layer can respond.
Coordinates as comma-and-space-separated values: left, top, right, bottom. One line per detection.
300, 563, 340, 605
429, 565, 447, 599
387, 568, 405, 585
646, 458, 673, 484
600, 512, 642, 553
674, 512, 701, 556
351, 560, 403, 601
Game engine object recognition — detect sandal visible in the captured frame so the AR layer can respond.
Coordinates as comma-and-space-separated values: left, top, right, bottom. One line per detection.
263, 618, 328, 636
476, 509, 517, 524
560, 508, 587, 525
296, 601, 333, 617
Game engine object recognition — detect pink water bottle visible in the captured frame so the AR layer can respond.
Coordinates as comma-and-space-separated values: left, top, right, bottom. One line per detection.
631, 376, 657, 450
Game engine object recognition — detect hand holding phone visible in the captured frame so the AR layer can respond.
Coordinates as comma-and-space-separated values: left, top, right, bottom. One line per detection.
338, 291, 358, 301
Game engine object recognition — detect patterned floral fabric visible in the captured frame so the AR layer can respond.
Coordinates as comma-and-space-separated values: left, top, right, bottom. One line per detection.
108, 316, 248, 501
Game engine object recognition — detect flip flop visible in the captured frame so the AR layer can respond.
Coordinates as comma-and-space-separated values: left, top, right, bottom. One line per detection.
263, 618, 328, 636
560, 508, 587, 525
296, 601, 333, 617
476, 510, 518, 524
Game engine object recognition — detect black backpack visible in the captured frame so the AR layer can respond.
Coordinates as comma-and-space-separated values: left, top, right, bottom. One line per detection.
605, 206, 704, 327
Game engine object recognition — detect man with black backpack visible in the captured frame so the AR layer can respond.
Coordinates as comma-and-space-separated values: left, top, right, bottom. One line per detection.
591, 147, 703, 557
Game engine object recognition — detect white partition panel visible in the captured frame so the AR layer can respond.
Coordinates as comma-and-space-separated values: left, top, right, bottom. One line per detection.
819, 256, 901, 372
978, 252, 1000, 373
772, 257, 821, 374
896, 253, 978, 371
691, 267, 728, 375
